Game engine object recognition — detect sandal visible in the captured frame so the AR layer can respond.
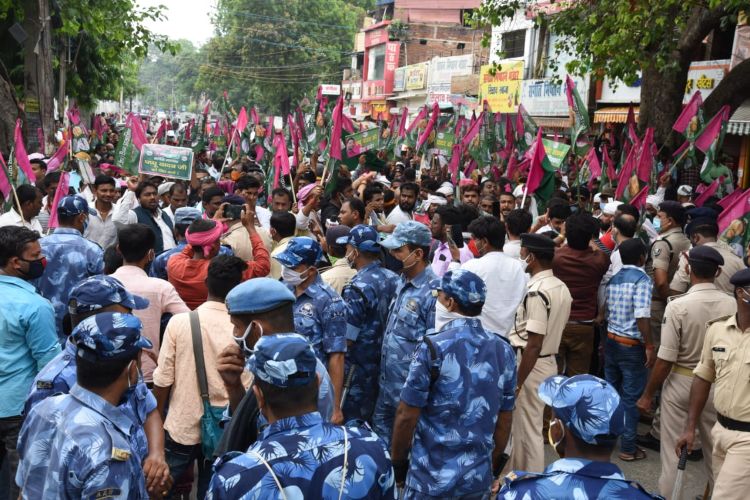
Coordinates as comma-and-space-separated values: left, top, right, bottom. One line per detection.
618, 447, 646, 461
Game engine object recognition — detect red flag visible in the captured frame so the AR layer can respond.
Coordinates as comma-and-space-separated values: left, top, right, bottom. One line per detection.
397, 107, 409, 138
127, 113, 148, 150
406, 106, 428, 135
156, 120, 168, 140
505, 150, 518, 181
526, 128, 547, 194
66, 105, 81, 125
672, 139, 690, 158
615, 146, 637, 200
448, 144, 462, 183
603, 146, 616, 181
329, 96, 344, 161
273, 132, 291, 176
202, 100, 212, 116
235, 107, 248, 136
342, 113, 356, 134
695, 105, 730, 153
630, 184, 649, 210
13, 120, 36, 182
673, 91, 703, 134
718, 189, 750, 233
636, 128, 654, 183
461, 111, 483, 148
586, 147, 602, 179
48, 171, 70, 230
185, 119, 194, 142
45, 139, 70, 172
250, 107, 259, 126
695, 179, 720, 207
416, 102, 439, 151
212, 120, 221, 137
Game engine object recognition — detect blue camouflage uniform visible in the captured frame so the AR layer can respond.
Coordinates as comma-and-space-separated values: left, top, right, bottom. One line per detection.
207, 334, 394, 499
274, 237, 348, 363
16, 312, 153, 499
336, 225, 400, 422
373, 221, 438, 445
498, 374, 663, 499
400, 270, 517, 499
36, 195, 104, 336
23, 276, 156, 462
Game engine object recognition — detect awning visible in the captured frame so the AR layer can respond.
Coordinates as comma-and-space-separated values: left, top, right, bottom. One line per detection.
728, 100, 750, 136
532, 116, 572, 129
593, 106, 640, 124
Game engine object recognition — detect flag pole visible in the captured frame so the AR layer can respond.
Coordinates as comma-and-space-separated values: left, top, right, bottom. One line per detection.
219, 131, 237, 176
521, 184, 529, 211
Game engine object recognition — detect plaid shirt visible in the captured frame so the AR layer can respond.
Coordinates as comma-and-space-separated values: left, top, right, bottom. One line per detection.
606, 265, 653, 339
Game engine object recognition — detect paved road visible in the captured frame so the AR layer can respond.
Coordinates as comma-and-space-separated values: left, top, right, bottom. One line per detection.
542, 422, 710, 500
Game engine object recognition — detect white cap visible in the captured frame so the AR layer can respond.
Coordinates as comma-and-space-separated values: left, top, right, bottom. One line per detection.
374, 174, 391, 187
593, 193, 602, 203
28, 152, 45, 161
646, 194, 660, 208
157, 181, 175, 197
436, 185, 454, 197
426, 194, 447, 207
602, 201, 619, 216
677, 185, 693, 197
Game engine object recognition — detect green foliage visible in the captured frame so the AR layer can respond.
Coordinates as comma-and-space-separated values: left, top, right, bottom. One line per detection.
470, 1, 744, 85
196, 0, 366, 115
138, 40, 202, 111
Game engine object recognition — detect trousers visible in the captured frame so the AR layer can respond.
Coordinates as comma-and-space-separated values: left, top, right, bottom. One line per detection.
557, 322, 595, 376
658, 372, 715, 499
711, 421, 750, 499
507, 356, 557, 473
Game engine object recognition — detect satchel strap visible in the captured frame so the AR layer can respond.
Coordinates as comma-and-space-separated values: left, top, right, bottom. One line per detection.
190, 310, 210, 404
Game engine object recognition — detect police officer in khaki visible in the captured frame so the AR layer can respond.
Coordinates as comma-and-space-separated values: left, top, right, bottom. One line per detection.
669, 217, 744, 296
508, 233, 572, 473
637, 246, 736, 499
677, 267, 750, 499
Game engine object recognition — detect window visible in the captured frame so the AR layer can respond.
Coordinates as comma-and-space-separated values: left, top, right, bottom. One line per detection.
368, 44, 386, 80
502, 29, 526, 59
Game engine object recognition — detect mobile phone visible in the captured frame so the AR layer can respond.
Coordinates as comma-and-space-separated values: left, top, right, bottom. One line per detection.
450, 224, 464, 248
224, 204, 244, 221
492, 201, 500, 218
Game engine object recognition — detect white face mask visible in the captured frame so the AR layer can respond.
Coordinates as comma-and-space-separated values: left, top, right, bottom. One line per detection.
282, 266, 308, 286
435, 300, 465, 331
344, 250, 358, 269
518, 254, 531, 271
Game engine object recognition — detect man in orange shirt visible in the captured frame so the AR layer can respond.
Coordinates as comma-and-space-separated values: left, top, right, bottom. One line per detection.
168, 204, 270, 309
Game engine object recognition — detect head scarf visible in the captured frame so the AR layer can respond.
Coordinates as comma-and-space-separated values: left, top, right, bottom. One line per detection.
186, 220, 223, 256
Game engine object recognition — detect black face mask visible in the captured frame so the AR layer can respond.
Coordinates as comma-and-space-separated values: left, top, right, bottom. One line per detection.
19, 257, 46, 280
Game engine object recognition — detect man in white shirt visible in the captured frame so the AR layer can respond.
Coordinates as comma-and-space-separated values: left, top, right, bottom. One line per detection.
112, 178, 176, 254
386, 182, 419, 225
503, 208, 532, 259
453, 215, 528, 337
0, 185, 44, 234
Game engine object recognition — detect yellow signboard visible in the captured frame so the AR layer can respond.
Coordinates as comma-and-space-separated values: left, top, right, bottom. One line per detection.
479, 60, 524, 113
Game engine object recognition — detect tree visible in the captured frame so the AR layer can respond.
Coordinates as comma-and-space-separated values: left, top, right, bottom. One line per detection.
471, 1, 748, 148
138, 40, 202, 112
0, 0, 174, 152
196, 0, 366, 117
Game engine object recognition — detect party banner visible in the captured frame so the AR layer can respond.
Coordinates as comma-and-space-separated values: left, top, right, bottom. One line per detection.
344, 128, 380, 156
139, 144, 194, 180
541, 138, 571, 169
433, 131, 456, 157
479, 60, 524, 113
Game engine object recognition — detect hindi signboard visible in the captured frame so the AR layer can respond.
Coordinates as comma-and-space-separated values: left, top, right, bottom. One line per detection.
433, 131, 456, 157
138, 144, 194, 180
479, 60, 524, 113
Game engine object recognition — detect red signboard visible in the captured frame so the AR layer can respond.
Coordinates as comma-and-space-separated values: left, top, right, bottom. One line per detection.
365, 26, 389, 48
384, 41, 400, 94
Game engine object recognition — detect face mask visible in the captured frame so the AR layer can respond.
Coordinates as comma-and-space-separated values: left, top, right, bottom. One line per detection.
282, 266, 308, 286
741, 288, 750, 305
652, 217, 662, 233
82, 216, 89, 233
126, 360, 141, 390
234, 321, 262, 357
399, 249, 418, 273
548, 419, 566, 458
19, 257, 46, 280
435, 300, 465, 331
518, 254, 531, 271
344, 250, 358, 269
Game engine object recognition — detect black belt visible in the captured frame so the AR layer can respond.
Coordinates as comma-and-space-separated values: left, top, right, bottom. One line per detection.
514, 347, 553, 358
718, 413, 750, 432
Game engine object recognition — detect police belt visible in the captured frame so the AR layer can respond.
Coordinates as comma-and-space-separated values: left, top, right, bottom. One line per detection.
514, 347, 553, 358
718, 413, 750, 432
671, 364, 694, 378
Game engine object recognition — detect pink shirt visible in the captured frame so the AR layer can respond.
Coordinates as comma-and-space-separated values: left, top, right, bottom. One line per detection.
112, 265, 190, 381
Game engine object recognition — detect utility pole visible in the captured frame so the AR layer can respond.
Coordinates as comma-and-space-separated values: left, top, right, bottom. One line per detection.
23, 0, 54, 154
57, 37, 67, 125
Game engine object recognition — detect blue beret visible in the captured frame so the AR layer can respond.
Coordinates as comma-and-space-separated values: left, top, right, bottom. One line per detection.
273, 237, 323, 268
72, 312, 152, 362
226, 277, 296, 315
688, 245, 723, 266
730, 268, 750, 287
432, 269, 486, 309
57, 195, 89, 217
336, 224, 381, 253
68, 275, 149, 315
247, 333, 317, 387
538, 374, 625, 445
174, 207, 202, 226
380, 220, 431, 249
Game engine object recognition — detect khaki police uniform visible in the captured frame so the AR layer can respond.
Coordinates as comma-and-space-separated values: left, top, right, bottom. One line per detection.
694, 313, 750, 499
508, 269, 572, 473
670, 241, 745, 295
657, 283, 736, 498
647, 227, 691, 344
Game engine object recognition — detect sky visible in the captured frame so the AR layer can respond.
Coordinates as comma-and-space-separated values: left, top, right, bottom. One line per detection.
137, 0, 216, 46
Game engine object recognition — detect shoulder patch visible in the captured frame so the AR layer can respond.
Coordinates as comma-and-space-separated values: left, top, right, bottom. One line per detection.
89, 488, 122, 499
36, 380, 53, 390
706, 314, 733, 327
110, 448, 130, 461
